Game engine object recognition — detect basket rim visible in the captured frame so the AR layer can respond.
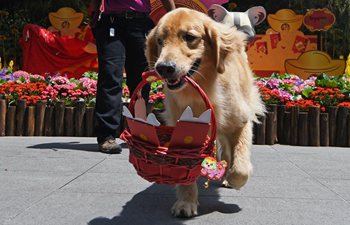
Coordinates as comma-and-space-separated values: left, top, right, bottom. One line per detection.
125, 71, 217, 147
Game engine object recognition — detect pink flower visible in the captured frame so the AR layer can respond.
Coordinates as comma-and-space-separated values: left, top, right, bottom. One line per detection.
51, 76, 70, 85
13, 70, 30, 80
30, 74, 46, 81
79, 77, 97, 89
266, 78, 280, 89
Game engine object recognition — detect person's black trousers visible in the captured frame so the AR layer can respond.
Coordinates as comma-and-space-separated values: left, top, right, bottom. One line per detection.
92, 14, 154, 142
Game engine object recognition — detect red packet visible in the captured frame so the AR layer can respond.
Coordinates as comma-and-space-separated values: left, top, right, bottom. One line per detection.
256, 41, 268, 54
247, 36, 262, 49
169, 121, 210, 148
134, 96, 147, 121
270, 33, 281, 49
293, 35, 308, 53
127, 118, 160, 146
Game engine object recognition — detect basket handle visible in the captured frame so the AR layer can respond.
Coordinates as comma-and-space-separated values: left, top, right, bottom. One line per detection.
127, 71, 217, 145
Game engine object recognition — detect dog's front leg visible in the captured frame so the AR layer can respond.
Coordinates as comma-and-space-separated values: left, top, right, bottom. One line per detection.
171, 183, 198, 217
221, 121, 253, 189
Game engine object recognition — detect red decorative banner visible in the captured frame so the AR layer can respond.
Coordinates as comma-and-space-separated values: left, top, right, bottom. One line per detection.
303, 8, 335, 32
256, 41, 268, 55
292, 35, 308, 53
270, 33, 281, 49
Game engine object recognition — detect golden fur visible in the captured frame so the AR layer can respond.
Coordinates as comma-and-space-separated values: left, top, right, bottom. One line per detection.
145, 8, 265, 217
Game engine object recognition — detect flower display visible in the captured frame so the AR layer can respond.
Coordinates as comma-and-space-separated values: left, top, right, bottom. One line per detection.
255, 72, 350, 111
2, 65, 350, 113
338, 101, 350, 108
309, 87, 345, 107
0, 68, 98, 107
285, 99, 323, 112
257, 83, 292, 105
0, 68, 135, 107
0, 82, 49, 105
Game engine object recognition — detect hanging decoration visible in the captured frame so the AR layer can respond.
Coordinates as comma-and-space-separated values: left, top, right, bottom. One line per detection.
303, 8, 335, 32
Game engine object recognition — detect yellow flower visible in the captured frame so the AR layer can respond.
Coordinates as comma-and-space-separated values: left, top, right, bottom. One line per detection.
9, 60, 14, 70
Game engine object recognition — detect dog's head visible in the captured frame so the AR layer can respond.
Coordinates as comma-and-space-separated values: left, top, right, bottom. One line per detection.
145, 8, 247, 91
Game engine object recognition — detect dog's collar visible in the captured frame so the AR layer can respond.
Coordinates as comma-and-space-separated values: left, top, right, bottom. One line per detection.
187, 59, 201, 77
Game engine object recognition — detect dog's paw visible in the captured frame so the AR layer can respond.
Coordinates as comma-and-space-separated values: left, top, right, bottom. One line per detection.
225, 161, 252, 190
221, 179, 233, 188
171, 200, 198, 218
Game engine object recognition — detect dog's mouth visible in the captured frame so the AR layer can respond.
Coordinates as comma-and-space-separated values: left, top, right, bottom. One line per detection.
165, 77, 185, 90
165, 59, 201, 90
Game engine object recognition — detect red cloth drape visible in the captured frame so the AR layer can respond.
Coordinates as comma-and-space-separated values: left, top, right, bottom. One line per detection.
19, 24, 98, 78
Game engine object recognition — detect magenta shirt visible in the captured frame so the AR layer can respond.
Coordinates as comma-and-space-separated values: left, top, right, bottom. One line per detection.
101, 0, 151, 13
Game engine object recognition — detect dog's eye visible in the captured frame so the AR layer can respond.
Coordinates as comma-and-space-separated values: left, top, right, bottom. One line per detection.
183, 34, 197, 43
157, 38, 163, 46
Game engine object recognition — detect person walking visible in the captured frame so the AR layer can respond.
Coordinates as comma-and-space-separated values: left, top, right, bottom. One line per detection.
90, 0, 175, 153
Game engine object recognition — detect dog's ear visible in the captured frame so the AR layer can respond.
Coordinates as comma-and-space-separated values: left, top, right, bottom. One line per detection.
205, 21, 246, 74
204, 22, 225, 74
219, 25, 247, 55
145, 27, 158, 69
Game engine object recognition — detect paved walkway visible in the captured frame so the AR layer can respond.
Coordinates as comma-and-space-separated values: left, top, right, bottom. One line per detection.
0, 137, 349, 225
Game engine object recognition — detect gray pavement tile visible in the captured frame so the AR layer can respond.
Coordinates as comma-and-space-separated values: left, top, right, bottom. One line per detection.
212, 175, 343, 200
0, 171, 78, 224
196, 196, 350, 225
0, 156, 106, 174
252, 150, 289, 161
88, 158, 142, 174
271, 145, 350, 157
251, 159, 307, 178
269, 145, 350, 180
287, 157, 350, 180
58, 168, 342, 201
0, 137, 130, 162
4, 191, 350, 225
1, 138, 350, 225
1, 137, 102, 158
249, 145, 277, 153
58, 172, 173, 195
3, 191, 179, 225
318, 178, 350, 201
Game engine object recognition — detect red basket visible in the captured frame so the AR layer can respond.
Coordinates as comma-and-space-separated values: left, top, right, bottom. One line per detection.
120, 71, 216, 185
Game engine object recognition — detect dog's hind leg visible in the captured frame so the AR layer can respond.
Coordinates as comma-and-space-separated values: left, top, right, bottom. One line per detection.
221, 121, 253, 189
171, 183, 198, 217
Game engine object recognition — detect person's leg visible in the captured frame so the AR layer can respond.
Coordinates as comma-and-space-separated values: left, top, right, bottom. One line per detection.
93, 15, 125, 153
124, 17, 154, 98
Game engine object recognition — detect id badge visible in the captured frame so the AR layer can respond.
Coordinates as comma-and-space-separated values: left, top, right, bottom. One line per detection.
110, 28, 115, 37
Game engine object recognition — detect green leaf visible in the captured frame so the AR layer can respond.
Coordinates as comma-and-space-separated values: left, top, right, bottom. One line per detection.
301, 86, 314, 98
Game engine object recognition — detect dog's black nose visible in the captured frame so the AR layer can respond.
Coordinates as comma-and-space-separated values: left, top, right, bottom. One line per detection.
155, 61, 176, 78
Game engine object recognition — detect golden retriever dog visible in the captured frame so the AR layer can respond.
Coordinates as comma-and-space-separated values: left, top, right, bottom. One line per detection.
145, 8, 265, 217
